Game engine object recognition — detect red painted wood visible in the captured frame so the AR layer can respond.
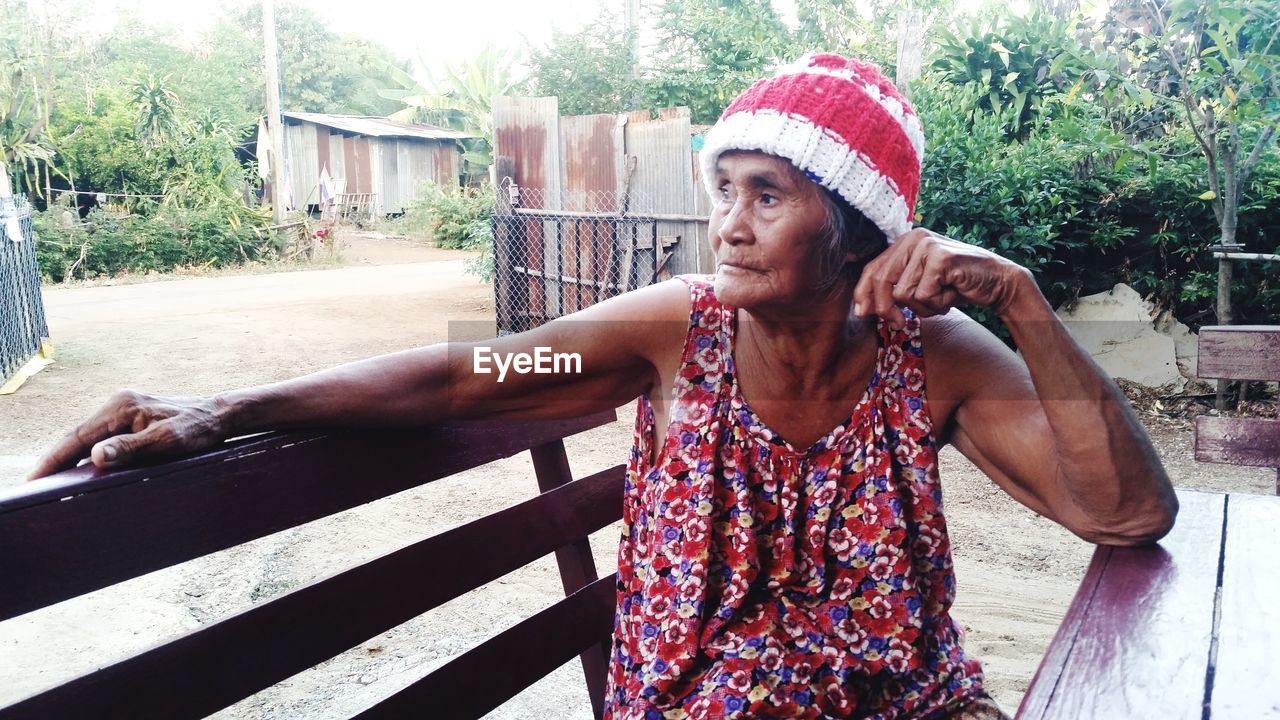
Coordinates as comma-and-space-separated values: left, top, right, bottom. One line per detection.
0, 466, 626, 720
353, 575, 617, 719
1194, 416, 1280, 468
1020, 490, 1225, 720
531, 441, 611, 719
1197, 326, 1280, 381
0, 413, 615, 622
1208, 493, 1280, 718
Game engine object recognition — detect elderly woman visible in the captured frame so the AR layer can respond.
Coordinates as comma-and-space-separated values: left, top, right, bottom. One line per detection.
32, 55, 1176, 719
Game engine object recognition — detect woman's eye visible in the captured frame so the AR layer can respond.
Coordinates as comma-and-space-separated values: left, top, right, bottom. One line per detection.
760, 193, 777, 205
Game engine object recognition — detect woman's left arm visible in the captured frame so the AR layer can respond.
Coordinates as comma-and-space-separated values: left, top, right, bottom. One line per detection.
854, 229, 1178, 546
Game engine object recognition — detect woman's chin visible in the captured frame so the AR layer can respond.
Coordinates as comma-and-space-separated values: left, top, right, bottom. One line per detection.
713, 273, 765, 308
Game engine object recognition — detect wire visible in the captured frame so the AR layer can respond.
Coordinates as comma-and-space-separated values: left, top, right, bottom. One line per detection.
48, 188, 167, 200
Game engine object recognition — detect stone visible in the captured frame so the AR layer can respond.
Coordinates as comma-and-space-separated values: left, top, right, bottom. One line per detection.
1056, 283, 1185, 388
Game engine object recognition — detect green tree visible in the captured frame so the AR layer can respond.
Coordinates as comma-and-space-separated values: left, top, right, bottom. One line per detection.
645, 0, 799, 123
202, 1, 405, 121
1134, 0, 1280, 253
382, 45, 523, 176
0, 0, 55, 195
130, 74, 182, 151
526, 12, 642, 115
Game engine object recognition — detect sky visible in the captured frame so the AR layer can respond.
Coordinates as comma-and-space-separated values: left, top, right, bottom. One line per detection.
68, 0, 675, 71
56, 0, 1072, 77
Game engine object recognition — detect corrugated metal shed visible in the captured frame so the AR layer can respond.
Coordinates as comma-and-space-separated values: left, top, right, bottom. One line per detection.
282, 112, 473, 141
280, 112, 470, 214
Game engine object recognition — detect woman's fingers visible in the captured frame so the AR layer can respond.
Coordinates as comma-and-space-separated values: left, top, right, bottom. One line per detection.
855, 236, 916, 328
26, 390, 219, 480
90, 420, 182, 469
26, 392, 137, 479
27, 423, 102, 480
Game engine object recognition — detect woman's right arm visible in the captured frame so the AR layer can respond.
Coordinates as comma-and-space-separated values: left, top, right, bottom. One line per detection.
28, 279, 693, 479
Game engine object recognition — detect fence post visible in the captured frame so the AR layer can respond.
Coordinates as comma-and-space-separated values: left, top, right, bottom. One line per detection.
1214, 245, 1239, 411
494, 156, 516, 335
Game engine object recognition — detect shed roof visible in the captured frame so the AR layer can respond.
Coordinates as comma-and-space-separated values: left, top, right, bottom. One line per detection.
282, 112, 474, 141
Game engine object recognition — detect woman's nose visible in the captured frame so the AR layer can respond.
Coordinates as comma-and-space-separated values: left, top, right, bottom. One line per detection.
716, 202, 752, 245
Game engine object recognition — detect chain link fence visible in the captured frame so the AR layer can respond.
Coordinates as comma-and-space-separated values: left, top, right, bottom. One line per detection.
0, 195, 51, 386
492, 188, 707, 335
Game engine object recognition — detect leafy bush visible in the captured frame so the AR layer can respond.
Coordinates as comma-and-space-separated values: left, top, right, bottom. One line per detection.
913, 73, 1280, 331
402, 184, 495, 282
32, 203, 278, 282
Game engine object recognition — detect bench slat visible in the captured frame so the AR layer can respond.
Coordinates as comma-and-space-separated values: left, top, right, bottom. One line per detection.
0, 412, 615, 622
1194, 416, 1280, 468
0, 465, 626, 720
1197, 326, 1280, 381
1018, 490, 1224, 720
354, 574, 617, 719
531, 441, 610, 718
1210, 493, 1280, 718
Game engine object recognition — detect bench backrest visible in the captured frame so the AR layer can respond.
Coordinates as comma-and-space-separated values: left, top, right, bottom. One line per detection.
0, 412, 622, 719
1195, 326, 1280, 493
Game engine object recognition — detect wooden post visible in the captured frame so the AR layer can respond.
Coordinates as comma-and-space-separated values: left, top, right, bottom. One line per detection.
262, 0, 286, 226
494, 156, 516, 334
1216, 254, 1234, 411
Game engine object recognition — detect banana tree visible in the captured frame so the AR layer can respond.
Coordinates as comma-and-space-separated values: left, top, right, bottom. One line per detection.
379, 45, 523, 179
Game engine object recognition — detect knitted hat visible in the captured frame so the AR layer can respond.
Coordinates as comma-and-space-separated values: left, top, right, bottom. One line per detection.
699, 53, 924, 242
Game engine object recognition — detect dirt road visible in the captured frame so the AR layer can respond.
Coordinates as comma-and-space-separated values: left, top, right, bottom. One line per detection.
0, 235, 1272, 717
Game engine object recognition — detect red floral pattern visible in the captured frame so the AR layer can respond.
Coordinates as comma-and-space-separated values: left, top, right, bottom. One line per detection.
604, 276, 985, 719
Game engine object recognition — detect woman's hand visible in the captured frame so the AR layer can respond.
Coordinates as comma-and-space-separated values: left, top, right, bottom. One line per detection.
852, 228, 1033, 329
28, 390, 232, 480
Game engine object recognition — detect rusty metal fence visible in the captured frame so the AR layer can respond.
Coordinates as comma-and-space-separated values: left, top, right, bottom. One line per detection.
492, 188, 706, 334
0, 195, 50, 385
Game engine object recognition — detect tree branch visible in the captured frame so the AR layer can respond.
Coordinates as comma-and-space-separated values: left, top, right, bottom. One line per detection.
1240, 123, 1278, 187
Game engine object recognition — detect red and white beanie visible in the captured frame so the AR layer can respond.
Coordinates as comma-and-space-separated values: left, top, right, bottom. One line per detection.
700, 53, 924, 242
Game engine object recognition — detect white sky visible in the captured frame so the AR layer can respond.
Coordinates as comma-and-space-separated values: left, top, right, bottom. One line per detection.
66, 0, 651, 71
54, 0, 1074, 77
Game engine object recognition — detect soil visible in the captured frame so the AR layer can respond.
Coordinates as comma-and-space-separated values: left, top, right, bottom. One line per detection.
0, 231, 1273, 718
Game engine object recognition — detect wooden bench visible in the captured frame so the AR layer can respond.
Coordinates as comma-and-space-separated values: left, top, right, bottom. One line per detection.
1193, 325, 1280, 493
0, 412, 623, 719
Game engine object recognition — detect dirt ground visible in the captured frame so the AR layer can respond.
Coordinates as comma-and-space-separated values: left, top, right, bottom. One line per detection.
0, 232, 1273, 718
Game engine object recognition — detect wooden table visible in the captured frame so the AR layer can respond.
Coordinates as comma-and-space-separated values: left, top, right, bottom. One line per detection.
1018, 489, 1280, 719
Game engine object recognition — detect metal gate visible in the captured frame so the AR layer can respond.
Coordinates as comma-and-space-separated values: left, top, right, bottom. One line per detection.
0, 195, 51, 386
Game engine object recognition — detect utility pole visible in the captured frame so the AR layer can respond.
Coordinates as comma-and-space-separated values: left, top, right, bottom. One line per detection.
263, 0, 286, 225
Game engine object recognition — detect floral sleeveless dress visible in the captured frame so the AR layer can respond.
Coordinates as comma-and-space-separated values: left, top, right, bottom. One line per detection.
603, 275, 985, 719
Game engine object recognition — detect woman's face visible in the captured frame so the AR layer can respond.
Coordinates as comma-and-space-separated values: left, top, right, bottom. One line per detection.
708, 151, 833, 309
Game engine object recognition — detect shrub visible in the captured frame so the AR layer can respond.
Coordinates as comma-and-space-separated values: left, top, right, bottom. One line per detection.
32, 203, 277, 282
402, 184, 495, 282
912, 73, 1280, 332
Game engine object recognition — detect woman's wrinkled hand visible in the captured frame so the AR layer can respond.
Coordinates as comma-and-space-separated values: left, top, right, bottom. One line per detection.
853, 228, 1034, 329
27, 390, 231, 480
